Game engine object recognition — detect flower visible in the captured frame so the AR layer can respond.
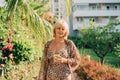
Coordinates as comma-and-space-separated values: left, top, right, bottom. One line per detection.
9, 53, 14, 60
0, 64, 5, 67
2, 43, 13, 51
9, 31, 14, 36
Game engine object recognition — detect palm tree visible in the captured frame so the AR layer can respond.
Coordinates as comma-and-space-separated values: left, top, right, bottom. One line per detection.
5, 0, 73, 50
5, 0, 53, 49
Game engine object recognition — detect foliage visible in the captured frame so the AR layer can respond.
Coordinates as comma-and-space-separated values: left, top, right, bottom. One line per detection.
0, 35, 32, 65
0, 0, 74, 79
78, 20, 120, 63
76, 56, 120, 80
79, 48, 120, 68
114, 43, 120, 56
6, 0, 53, 49
12, 41, 32, 64
68, 37, 83, 48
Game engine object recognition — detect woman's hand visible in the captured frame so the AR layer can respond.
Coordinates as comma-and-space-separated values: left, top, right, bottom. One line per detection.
53, 55, 67, 64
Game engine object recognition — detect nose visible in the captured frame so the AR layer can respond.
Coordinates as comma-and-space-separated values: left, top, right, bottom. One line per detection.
59, 29, 63, 32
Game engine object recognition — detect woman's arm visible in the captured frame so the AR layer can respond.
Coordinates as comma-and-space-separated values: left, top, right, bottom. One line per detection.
37, 41, 51, 80
67, 40, 81, 72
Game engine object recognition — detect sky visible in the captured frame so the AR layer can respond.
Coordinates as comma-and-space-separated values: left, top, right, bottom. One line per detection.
0, 0, 5, 7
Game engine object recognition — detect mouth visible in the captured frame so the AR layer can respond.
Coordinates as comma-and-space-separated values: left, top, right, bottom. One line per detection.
58, 32, 64, 35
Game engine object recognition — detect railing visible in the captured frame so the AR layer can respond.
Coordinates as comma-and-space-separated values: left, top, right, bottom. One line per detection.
73, 10, 120, 17
73, 0, 120, 3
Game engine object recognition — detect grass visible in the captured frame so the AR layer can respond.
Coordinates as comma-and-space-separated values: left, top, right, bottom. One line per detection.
79, 48, 120, 68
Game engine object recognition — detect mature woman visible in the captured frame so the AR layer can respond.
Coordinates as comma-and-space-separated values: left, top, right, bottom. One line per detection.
38, 19, 80, 80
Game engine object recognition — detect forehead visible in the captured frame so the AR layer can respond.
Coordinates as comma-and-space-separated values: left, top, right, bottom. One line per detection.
56, 25, 66, 28
55, 23, 67, 28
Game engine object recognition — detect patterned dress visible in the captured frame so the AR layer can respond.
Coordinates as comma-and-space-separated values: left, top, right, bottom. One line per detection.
38, 39, 80, 80
47, 48, 71, 80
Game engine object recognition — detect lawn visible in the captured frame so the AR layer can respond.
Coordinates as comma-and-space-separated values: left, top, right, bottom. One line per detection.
79, 48, 120, 68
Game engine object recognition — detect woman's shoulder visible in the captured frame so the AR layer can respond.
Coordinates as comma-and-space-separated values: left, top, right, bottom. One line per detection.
65, 39, 74, 45
45, 40, 53, 48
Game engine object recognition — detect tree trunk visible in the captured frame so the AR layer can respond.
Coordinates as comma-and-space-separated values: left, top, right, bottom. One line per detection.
100, 57, 104, 64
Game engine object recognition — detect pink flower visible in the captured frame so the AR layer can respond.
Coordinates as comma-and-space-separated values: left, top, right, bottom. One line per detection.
0, 64, 5, 67
8, 43, 13, 51
2, 44, 8, 51
2, 43, 13, 51
9, 31, 14, 35
7, 38, 12, 43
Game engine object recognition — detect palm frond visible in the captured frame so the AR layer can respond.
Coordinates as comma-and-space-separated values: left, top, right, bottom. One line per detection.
6, 0, 53, 48
64, 0, 73, 20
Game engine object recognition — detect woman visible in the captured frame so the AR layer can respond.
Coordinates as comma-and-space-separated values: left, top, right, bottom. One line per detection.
38, 19, 80, 80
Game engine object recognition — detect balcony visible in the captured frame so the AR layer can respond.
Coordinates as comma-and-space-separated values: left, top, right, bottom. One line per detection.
73, 22, 109, 30
74, 0, 120, 4
74, 10, 120, 17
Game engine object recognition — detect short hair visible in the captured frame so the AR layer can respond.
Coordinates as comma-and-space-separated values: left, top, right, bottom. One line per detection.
53, 19, 69, 39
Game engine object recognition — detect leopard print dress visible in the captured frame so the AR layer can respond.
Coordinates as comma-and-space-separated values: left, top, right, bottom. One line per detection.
46, 45, 71, 80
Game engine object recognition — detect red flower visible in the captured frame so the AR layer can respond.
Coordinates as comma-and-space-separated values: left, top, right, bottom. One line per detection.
2, 43, 13, 51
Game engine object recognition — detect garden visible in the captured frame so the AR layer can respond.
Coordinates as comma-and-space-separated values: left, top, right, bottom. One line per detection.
0, 0, 120, 80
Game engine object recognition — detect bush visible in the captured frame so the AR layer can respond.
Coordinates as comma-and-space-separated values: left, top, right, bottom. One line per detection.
68, 37, 83, 48
76, 56, 120, 80
0, 37, 32, 64
12, 41, 32, 64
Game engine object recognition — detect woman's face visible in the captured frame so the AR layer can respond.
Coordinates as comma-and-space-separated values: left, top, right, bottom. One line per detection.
54, 25, 66, 38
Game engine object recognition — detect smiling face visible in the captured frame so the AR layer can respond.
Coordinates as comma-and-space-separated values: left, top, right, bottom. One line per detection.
53, 20, 69, 39
54, 25, 66, 38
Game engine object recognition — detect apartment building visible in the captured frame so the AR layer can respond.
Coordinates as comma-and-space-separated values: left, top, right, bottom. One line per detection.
70, 0, 120, 36
50, 0, 66, 20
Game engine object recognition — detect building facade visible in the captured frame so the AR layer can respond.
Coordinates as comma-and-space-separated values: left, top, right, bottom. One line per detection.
71, 0, 120, 36
50, 0, 66, 20
51, 0, 120, 36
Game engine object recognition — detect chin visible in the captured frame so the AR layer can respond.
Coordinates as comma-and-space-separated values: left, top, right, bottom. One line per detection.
59, 36, 64, 38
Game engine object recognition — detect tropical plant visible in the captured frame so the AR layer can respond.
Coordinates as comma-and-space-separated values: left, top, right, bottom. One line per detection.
5, 0, 53, 50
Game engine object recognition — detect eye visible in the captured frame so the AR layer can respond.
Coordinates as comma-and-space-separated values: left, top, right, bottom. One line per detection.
62, 28, 64, 30
57, 27, 60, 30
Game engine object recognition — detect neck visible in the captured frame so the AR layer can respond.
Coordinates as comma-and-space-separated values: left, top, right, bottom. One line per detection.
54, 37, 64, 42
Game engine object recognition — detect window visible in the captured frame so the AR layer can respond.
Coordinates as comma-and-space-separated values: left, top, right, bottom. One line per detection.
76, 17, 79, 22
92, 6, 96, 9
106, 6, 110, 10
115, 6, 117, 10
56, 13, 59, 15
56, 8, 59, 11
89, 4, 97, 10
54, 0, 58, 2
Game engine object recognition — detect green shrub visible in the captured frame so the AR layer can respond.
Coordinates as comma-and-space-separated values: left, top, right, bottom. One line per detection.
12, 41, 32, 64
68, 37, 83, 48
